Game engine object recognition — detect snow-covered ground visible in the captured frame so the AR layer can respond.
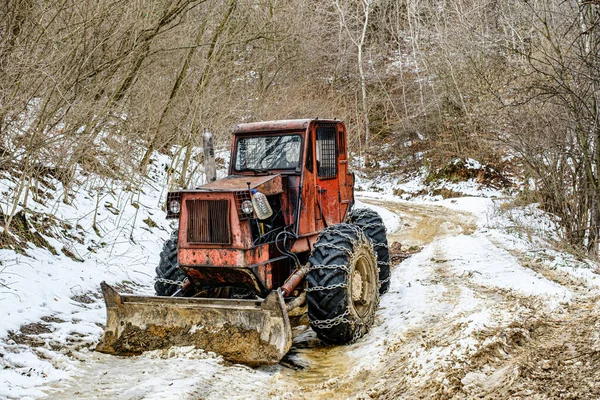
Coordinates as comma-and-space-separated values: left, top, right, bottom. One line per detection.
1, 159, 599, 398
355, 157, 512, 201
0, 157, 169, 398
0, 150, 227, 399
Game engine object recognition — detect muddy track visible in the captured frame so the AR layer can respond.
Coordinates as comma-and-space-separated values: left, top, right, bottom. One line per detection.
273, 199, 600, 399
367, 200, 600, 399
43, 198, 600, 399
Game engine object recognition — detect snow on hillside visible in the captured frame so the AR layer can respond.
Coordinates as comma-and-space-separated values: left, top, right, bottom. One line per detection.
355, 157, 512, 200
0, 149, 232, 399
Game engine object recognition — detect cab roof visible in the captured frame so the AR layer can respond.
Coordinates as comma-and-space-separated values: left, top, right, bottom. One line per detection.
233, 118, 339, 135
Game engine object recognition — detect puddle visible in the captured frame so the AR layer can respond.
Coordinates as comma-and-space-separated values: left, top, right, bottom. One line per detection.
276, 326, 374, 399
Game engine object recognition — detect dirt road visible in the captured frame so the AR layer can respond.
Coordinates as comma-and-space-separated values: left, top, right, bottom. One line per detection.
273, 199, 600, 399
44, 198, 600, 399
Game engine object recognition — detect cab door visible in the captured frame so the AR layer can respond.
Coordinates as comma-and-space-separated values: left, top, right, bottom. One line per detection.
314, 122, 342, 229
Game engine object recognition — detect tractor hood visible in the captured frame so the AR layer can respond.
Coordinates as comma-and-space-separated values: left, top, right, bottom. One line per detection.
195, 174, 283, 196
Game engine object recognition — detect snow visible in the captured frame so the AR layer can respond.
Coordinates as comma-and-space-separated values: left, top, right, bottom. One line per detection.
440, 234, 572, 309
355, 156, 510, 201
0, 152, 196, 398
354, 199, 400, 232
349, 215, 572, 373
45, 348, 270, 400
1, 153, 599, 398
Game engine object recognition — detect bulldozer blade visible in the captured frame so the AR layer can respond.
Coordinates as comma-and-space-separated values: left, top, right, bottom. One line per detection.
96, 282, 292, 366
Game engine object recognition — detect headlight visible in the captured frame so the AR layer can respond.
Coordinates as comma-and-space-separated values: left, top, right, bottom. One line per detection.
169, 199, 181, 214
241, 200, 253, 214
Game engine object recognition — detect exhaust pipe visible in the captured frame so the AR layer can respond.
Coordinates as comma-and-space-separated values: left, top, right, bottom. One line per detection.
203, 129, 216, 183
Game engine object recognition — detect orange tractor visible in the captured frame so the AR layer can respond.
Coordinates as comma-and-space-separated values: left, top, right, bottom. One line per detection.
98, 119, 390, 365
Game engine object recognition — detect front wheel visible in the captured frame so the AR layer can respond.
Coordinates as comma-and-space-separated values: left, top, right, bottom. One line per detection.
306, 224, 379, 344
154, 231, 187, 296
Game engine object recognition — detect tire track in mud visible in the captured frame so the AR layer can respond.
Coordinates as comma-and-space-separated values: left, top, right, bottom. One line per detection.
279, 198, 600, 400
357, 201, 496, 399
362, 200, 600, 399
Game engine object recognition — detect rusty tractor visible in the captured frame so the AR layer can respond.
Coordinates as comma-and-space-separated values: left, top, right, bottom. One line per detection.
98, 119, 390, 365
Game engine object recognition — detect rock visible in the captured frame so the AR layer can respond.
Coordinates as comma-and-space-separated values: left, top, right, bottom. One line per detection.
541, 360, 551, 370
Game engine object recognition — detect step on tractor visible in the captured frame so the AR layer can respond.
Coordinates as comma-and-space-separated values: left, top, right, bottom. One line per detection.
98, 119, 391, 365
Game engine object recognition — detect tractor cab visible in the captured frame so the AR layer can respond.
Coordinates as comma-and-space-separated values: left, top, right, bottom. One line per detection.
163, 119, 354, 296
229, 119, 355, 237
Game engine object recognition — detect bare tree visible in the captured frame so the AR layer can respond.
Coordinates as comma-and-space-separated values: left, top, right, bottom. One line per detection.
335, 0, 375, 147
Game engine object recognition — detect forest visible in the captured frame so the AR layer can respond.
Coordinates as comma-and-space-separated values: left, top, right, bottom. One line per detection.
2, 0, 600, 255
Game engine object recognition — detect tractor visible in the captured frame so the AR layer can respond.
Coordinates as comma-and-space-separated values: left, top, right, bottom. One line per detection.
98, 119, 390, 365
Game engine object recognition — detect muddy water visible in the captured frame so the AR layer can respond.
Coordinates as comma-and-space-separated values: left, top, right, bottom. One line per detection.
277, 323, 386, 399
279, 330, 366, 396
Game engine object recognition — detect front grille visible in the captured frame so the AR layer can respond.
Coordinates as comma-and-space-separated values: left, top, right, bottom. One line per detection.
186, 199, 231, 244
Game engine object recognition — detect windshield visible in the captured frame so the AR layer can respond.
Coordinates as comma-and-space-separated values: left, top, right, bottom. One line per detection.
235, 135, 302, 171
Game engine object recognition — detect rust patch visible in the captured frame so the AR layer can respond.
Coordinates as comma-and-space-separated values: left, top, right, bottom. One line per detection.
196, 175, 283, 196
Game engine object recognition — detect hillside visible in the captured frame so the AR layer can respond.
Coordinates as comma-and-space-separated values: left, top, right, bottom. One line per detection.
2, 0, 600, 398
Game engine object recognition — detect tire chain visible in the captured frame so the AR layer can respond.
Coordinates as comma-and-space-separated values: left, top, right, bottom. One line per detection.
154, 277, 184, 287
357, 222, 387, 232
348, 209, 390, 292
305, 281, 348, 292
306, 225, 363, 294
379, 276, 391, 285
309, 264, 351, 272
232, 291, 258, 299
348, 210, 387, 230
313, 242, 353, 255
309, 310, 352, 329
307, 224, 381, 330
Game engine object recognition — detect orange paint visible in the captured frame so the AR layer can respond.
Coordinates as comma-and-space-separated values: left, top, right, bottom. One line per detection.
169, 119, 354, 296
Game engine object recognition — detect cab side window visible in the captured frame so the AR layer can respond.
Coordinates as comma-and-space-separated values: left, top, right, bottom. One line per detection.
316, 124, 338, 178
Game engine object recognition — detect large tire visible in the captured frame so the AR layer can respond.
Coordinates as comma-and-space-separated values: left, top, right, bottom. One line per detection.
154, 231, 186, 296
307, 224, 379, 344
347, 208, 391, 294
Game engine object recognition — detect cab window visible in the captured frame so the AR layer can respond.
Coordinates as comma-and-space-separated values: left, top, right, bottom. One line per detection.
316, 124, 338, 178
235, 135, 302, 171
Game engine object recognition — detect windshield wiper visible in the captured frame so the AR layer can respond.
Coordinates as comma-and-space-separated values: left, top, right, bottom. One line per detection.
242, 167, 270, 175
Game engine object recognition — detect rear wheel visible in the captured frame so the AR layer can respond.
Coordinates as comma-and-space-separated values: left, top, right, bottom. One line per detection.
154, 231, 186, 296
307, 224, 379, 344
347, 208, 391, 294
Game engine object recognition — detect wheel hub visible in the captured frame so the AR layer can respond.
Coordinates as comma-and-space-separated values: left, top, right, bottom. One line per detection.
352, 270, 363, 302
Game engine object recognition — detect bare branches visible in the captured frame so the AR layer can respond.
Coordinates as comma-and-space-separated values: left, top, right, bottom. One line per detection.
335, 0, 374, 147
